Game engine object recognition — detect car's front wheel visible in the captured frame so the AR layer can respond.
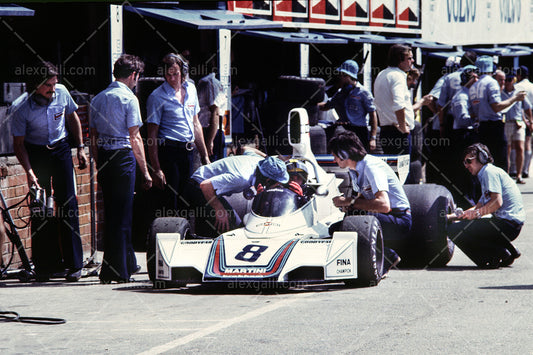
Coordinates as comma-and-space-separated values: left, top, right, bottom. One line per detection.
341, 215, 384, 287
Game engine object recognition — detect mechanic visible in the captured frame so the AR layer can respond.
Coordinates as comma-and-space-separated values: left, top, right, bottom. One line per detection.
448, 143, 524, 268
11, 61, 87, 282
187, 155, 289, 237
469, 55, 526, 171
328, 131, 410, 275
90, 54, 152, 283
146, 53, 210, 216
318, 60, 378, 151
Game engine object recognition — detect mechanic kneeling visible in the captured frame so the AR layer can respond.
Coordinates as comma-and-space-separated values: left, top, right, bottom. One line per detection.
447, 144, 524, 268
328, 131, 411, 275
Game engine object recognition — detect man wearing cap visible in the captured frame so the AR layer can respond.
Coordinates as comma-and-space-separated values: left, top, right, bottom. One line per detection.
469, 55, 527, 171
514, 65, 533, 178
449, 65, 480, 206
188, 153, 289, 237
501, 71, 532, 184
318, 60, 378, 151
373, 44, 414, 155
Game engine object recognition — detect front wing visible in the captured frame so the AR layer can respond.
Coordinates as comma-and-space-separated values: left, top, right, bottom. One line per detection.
155, 232, 359, 285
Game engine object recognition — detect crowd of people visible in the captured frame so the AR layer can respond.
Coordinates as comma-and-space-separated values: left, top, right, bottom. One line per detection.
6, 44, 527, 283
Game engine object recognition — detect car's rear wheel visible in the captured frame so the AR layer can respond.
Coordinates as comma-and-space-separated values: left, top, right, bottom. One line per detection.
402, 184, 455, 267
147, 217, 190, 287
341, 216, 384, 287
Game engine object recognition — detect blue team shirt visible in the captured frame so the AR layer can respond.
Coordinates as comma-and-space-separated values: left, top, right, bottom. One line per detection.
146, 81, 200, 142
437, 70, 463, 109
451, 87, 476, 130
325, 84, 376, 126
90, 81, 143, 150
11, 84, 78, 145
501, 89, 531, 121
469, 74, 503, 122
478, 164, 525, 224
349, 155, 410, 210
191, 152, 263, 196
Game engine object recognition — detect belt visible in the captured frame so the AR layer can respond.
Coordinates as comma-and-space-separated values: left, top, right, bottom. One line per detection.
390, 208, 411, 215
160, 139, 194, 151
27, 137, 68, 150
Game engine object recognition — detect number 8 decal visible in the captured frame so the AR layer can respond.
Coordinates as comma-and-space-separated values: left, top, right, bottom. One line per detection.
235, 244, 268, 262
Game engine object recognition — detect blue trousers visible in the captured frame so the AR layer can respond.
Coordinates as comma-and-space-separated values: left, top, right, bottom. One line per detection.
26, 140, 83, 274
479, 121, 507, 171
97, 149, 137, 280
379, 126, 411, 155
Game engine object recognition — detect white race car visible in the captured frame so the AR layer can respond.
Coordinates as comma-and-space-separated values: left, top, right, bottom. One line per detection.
147, 109, 455, 289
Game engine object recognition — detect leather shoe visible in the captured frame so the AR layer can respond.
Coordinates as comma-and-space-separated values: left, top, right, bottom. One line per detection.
65, 269, 82, 282
99, 277, 135, 284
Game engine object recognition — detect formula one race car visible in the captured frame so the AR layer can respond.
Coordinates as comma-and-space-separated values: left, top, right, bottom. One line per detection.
147, 109, 455, 289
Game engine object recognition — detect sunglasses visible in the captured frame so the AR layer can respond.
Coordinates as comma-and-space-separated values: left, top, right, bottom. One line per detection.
463, 157, 476, 166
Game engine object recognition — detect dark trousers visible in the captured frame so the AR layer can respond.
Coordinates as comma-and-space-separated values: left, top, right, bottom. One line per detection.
448, 218, 521, 267
155, 144, 194, 214
97, 149, 137, 280
451, 129, 481, 207
379, 126, 411, 155
184, 180, 240, 238
372, 211, 412, 262
26, 140, 83, 274
479, 121, 507, 171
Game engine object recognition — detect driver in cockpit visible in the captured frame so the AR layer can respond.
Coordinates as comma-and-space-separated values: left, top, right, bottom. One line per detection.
285, 159, 310, 198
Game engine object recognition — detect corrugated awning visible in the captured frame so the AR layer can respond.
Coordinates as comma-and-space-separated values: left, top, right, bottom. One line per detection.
240, 30, 348, 44
124, 6, 282, 30
323, 33, 389, 44
427, 50, 465, 59
0, 4, 34, 16
469, 46, 533, 57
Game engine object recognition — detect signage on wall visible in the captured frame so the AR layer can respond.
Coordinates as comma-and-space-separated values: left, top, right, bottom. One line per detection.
422, 0, 533, 44
227, 0, 421, 33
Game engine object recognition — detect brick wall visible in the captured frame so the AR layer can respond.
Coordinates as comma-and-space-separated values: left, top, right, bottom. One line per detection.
0, 151, 97, 269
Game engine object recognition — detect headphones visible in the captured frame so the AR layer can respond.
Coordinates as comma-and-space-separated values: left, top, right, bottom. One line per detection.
337, 149, 350, 161
474, 143, 490, 164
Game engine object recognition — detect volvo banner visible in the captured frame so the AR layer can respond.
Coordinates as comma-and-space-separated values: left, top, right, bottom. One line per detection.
422, 0, 533, 45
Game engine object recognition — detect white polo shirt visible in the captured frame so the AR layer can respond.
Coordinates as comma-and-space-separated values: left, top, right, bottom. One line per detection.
374, 66, 414, 129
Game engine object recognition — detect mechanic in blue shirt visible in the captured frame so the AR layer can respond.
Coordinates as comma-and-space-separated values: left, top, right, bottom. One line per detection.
319, 60, 378, 151
437, 52, 477, 138
501, 71, 532, 184
189, 154, 288, 237
328, 131, 411, 275
11, 61, 87, 282
469, 56, 526, 171
448, 144, 524, 268
90, 54, 152, 283
147, 53, 210, 215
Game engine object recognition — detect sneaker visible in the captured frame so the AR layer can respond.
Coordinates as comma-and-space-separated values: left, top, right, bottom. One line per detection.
522, 173, 529, 178
516, 178, 526, 184
65, 269, 82, 282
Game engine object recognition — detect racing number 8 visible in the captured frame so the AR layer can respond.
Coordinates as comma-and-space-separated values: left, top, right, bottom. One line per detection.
235, 244, 268, 262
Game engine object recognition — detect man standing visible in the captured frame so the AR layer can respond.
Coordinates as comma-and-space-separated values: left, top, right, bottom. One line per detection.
374, 44, 414, 154
90, 54, 152, 283
319, 59, 378, 151
197, 71, 227, 161
514, 65, 533, 178
11, 61, 87, 282
501, 72, 532, 184
469, 56, 526, 171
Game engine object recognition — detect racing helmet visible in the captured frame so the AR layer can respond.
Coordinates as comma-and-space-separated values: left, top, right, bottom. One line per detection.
286, 159, 309, 184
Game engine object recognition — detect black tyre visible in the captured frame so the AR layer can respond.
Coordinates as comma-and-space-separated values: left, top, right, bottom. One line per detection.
341, 216, 384, 287
403, 184, 455, 267
147, 217, 191, 283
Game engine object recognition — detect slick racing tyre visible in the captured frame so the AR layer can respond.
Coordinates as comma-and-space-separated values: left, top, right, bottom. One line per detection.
403, 184, 455, 267
341, 216, 384, 287
147, 217, 191, 283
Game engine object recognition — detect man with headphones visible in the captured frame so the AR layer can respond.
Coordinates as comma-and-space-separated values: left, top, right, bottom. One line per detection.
448, 143, 524, 268
328, 131, 411, 275
318, 59, 378, 151
11, 61, 87, 282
